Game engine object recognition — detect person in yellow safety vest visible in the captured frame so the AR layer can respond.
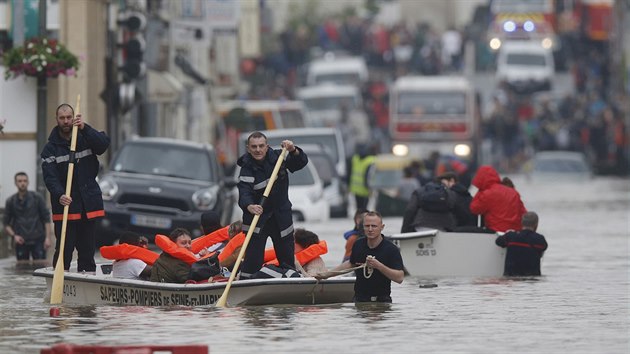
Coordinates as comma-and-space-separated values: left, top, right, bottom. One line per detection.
349, 144, 376, 210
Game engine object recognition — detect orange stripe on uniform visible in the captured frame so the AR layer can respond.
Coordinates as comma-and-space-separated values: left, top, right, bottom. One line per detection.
52, 209, 105, 221
86, 210, 105, 219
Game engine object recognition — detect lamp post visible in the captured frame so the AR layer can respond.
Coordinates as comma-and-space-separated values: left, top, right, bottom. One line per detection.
36, 0, 48, 198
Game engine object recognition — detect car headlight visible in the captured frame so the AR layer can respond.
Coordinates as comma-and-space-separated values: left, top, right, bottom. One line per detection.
454, 144, 471, 158
99, 178, 118, 201
192, 186, 219, 210
392, 144, 409, 157
489, 38, 501, 50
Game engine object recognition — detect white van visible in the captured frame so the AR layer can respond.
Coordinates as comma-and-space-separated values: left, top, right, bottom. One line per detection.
306, 56, 368, 87
297, 84, 370, 156
496, 40, 554, 93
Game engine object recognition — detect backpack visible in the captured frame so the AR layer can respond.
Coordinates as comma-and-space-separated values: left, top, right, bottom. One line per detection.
188, 253, 221, 281
418, 182, 450, 213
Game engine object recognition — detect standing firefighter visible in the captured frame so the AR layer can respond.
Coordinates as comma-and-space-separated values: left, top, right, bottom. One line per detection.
236, 132, 308, 279
41, 103, 110, 272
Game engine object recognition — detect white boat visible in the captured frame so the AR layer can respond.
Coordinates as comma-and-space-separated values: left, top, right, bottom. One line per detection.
33, 264, 355, 306
388, 229, 506, 278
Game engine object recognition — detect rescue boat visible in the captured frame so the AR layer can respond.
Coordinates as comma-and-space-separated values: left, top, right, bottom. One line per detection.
388, 229, 506, 278
33, 264, 355, 306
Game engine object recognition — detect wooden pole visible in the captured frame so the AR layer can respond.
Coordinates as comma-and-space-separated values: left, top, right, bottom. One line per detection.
216, 148, 288, 308
50, 95, 80, 305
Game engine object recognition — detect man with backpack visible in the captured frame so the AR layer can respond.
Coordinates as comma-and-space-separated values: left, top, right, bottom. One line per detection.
400, 177, 456, 233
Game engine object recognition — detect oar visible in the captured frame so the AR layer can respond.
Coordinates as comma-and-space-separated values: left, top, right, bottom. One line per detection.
216, 147, 288, 308
50, 95, 80, 305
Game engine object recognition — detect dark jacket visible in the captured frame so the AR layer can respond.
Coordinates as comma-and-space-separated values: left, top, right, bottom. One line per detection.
401, 186, 456, 233
496, 229, 548, 276
470, 165, 526, 232
3, 191, 50, 243
41, 124, 110, 222
450, 183, 477, 227
237, 147, 308, 235
150, 253, 191, 283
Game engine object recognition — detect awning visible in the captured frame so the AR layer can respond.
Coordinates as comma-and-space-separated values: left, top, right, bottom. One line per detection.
147, 69, 183, 103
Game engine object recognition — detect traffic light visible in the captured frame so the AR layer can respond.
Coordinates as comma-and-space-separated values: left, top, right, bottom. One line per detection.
118, 11, 146, 81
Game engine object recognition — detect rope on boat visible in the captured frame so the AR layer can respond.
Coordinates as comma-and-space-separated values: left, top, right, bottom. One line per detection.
307, 263, 372, 304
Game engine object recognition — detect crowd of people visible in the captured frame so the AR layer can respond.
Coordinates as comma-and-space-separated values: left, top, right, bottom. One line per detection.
243, 12, 628, 178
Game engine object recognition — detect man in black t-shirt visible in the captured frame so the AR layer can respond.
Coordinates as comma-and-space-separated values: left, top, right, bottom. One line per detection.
317, 211, 404, 303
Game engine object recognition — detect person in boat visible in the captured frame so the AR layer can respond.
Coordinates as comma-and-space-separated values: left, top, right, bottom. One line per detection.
342, 208, 367, 263
495, 212, 548, 276
199, 211, 226, 252
236, 132, 308, 279
400, 176, 457, 233
292, 228, 327, 276
110, 231, 155, 280
436, 172, 477, 229
150, 228, 196, 283
469, 165, 527, 232
316, 211, 404, 303
41, 103, 110, 272
218, 220, 245, 271
188, 211, 231, 257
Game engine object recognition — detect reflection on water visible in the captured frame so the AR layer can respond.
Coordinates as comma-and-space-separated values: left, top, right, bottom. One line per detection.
0, 177, 628, 353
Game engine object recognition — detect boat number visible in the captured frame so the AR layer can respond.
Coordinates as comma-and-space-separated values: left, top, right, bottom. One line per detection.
63, 284, 77, 297
415, 249, 437, 257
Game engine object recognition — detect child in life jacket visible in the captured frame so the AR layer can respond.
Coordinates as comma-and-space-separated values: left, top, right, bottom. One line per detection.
217, 221, 244, 271
150, 228, 196, 283
103, 231, 156, 280
342, 209, 367, 262
294, 229, 327, 276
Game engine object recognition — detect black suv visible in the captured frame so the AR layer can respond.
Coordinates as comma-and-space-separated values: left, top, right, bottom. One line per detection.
96, 137, 236, 245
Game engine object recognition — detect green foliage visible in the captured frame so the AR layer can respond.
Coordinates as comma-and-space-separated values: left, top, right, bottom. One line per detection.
2, 37, 80, 80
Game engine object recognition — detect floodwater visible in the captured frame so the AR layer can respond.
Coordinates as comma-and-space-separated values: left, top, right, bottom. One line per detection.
0, 175, 628, 353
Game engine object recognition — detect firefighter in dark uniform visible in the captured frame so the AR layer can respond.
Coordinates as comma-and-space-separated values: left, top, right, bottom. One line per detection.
236, 131, 308, 279
41, 103, 110, 272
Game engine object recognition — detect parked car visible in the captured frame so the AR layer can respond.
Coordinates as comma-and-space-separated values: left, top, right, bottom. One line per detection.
368, 154, 414, 216
527, 151, 592, 182
299, 144, 348, 218
96, 137, 236, 246
306, 55, 368, 87
296, 84, 371, 154
287, 160, 330, 222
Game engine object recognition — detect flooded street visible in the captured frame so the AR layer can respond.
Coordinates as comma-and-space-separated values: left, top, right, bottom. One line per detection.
0, 176, 628, 354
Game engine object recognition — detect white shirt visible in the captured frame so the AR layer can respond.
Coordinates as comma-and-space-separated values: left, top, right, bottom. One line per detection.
112, 258, 148, 279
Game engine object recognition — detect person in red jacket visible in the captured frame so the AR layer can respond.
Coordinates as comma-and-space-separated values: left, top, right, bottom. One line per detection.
470, 165, 527, 232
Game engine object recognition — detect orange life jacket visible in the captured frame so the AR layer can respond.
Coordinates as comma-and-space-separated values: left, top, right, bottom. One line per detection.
218, 232, 245, 263
265, 240, 328, 266
99, 244, 159, 265
190, 226, 230, 254
155, 234, 215, 265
